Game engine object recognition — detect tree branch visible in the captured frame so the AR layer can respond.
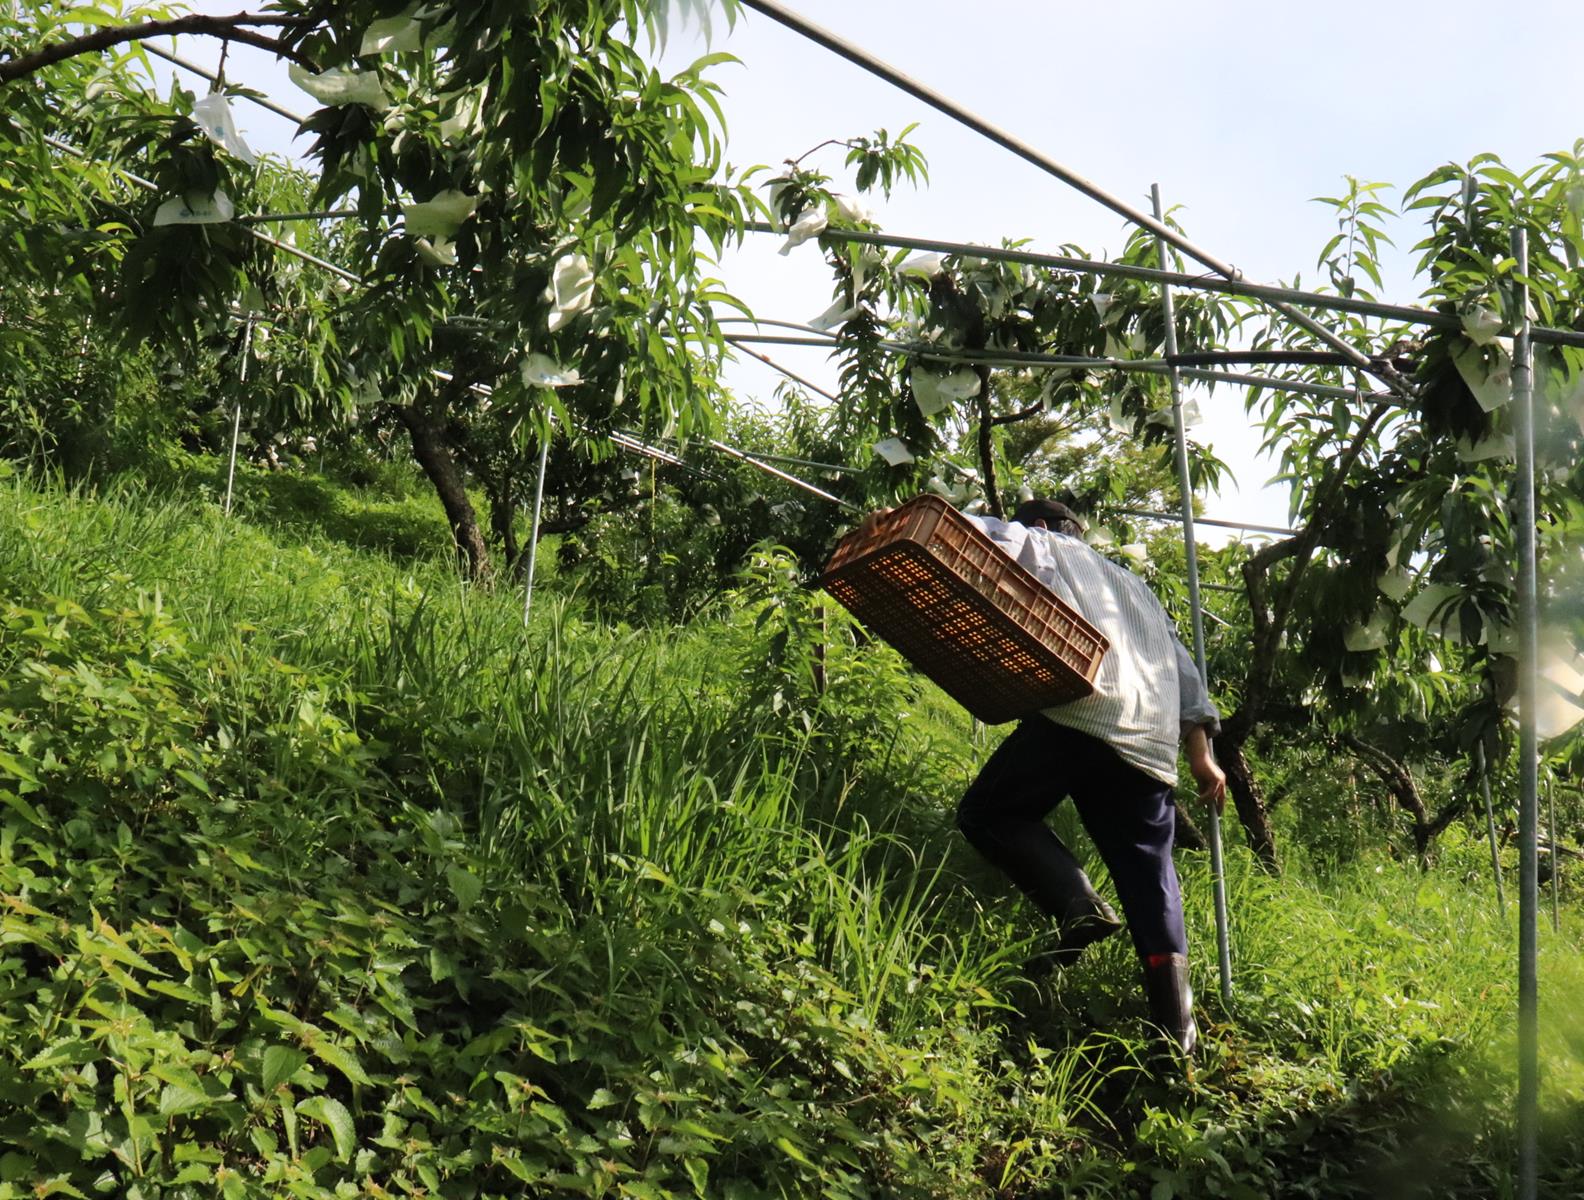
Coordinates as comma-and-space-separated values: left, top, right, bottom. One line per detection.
1264, 400, 1394, 647
990, 399, 1046, 427
1225, 398, 1395, 740
1, 12, 317, 85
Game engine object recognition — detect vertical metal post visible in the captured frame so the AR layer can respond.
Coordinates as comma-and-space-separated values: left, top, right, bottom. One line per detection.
1547, 774, 1560, 933
223, 317, 254, 518
1477, 742, 1507, 914
1510, 226, 1539, 1200
1154, 184, 1233, 1006
522, 428, 552, 626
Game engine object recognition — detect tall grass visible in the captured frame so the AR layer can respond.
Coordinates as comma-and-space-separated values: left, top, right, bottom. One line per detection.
3, 468, 1582, 1197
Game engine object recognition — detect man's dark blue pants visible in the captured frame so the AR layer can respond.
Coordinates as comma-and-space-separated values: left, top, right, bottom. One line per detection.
957, 716, 1187, 959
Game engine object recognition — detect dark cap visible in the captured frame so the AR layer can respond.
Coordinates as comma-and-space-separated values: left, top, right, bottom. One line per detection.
1012, 497, 1085, 535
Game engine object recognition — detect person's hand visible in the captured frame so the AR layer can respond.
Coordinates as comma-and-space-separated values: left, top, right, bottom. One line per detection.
1192, 755, 1227, 815
1184, 725, 1226, 814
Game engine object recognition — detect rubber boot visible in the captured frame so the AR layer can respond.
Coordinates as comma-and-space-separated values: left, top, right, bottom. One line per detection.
1142, 953, 1198, 1056
1023, 870, 1123, 976
1049, 876, 1124, 967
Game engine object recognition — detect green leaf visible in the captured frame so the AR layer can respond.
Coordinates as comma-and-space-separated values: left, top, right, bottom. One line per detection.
158, 1084, 210, 1118
261, 1045, 308, 1093
0, 789, 46, 827
498, 1153, 543, 1183
774, 1136, 813, 1167
24, 1039, 97, 1070
0, 750, 40, 785
297, 1095, 356, 1162
446, 865, 482, 912
684, 1157, 709, 1195
34, 1180, 88, 1199
311, 1040, 371, 1087
172, 768, 210, 794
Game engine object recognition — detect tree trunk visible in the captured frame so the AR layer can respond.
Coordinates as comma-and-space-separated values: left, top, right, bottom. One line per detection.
1173, 801, 1207, 851
1219, 737, 1281, 872
1341, 733, 1464, 867
974, 363, 1003, 519
398, 400, 492, 582
485, 475, 523, 579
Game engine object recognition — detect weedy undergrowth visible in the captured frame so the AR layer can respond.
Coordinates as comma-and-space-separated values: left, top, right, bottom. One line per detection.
0, 474, 1581, 1199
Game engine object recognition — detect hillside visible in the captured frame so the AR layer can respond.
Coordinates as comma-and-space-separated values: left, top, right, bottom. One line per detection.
0, 466, 1580, 1198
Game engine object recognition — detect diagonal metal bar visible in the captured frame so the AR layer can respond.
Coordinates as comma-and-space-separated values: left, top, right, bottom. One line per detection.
1112, 507, 1298, 538
142, 41, 309, 124
707, 440, 860, 511
724, 336, 840, 401
736, 1, 1415, 393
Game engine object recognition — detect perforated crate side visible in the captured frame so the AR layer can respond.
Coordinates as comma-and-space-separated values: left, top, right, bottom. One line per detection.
821, 526, 1107, 723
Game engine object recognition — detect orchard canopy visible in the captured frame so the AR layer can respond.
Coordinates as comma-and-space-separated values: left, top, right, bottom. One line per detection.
3, 1, 1584, 855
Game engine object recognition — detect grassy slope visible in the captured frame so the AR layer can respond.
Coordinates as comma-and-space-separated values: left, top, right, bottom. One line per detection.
0, 465, 1581, 1199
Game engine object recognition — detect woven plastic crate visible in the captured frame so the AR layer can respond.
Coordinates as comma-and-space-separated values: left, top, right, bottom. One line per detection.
819, 495, 1109, 724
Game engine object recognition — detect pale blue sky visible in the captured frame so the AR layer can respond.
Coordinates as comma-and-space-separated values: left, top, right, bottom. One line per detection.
155, 0, 1584, 533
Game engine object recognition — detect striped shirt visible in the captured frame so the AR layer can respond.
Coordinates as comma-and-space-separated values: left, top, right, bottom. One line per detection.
966, 515, 1220, 785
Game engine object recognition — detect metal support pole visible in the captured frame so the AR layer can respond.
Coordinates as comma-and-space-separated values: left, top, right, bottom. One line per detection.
740, 221, 1584, 351
737, 0, 1408, 392
722, 337, 842, 402
1477, 743, 1508, 914
522, 430, 552, 626
1547, 775, 1560, 933
223, 317, 253, 517
1510, 226, 1539, 1200
143, 42, 309, 125
43, 136, 366, 287
709, 440, 861, 511
1154, 185, 1232, 1006
1110, 507, 1298, 537
725, 331, 1386, 405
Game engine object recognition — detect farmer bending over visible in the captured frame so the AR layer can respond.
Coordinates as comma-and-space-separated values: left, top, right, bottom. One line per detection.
874, 496, 1226, 1054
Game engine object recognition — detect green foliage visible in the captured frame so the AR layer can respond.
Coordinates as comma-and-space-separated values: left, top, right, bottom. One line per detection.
2, 473, 1583, 1199
774, 149, 1233, 517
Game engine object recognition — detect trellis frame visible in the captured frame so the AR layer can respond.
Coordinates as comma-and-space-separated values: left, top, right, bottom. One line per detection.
125, 19, 1564, 1189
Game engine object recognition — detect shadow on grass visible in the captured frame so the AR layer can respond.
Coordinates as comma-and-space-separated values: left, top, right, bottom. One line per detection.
986, 960, 1584, 1199
1244, 1043, 1584, 1200
164, 457, 452, 564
